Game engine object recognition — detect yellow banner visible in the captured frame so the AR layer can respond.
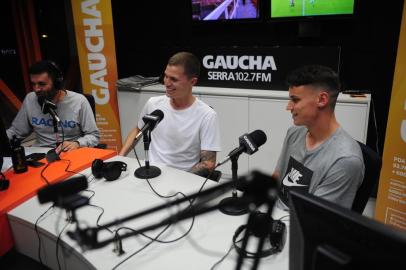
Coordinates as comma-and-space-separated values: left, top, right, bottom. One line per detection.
71, 0, 122, 151
375, 4, 406, 231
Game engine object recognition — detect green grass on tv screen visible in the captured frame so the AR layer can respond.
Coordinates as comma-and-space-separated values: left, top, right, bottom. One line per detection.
271, 0, 355, 18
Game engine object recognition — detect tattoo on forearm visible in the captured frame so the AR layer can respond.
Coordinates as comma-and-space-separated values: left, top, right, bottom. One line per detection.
191, 151, 216, 175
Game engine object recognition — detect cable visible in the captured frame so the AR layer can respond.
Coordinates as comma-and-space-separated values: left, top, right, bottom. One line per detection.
111, 223, 171, 270
132, 147, 142, 168
88, 203, 114, 234
39, 162, 52, 185
34, 204, 54, 265
370, 96, 380, 156
59, 158, 87, 178
210, 242, 235, 270
56, 220, 71, 270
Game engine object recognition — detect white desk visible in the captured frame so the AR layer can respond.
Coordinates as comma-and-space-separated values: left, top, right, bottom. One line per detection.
7, 156, 290, 270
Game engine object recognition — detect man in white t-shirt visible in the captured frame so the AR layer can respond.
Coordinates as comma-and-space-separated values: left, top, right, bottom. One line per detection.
120, 52, 221, 175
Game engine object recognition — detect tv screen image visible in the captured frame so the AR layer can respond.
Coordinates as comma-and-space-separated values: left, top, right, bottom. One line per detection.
271, 0, 355, 18
192, 0, 260, 21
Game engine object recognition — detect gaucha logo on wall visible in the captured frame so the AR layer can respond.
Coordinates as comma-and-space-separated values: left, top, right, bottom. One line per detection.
202, 55, 277, 83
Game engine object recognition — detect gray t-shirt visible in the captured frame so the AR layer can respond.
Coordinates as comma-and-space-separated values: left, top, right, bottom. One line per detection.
275, 126, 364, 209
7, 90, 100, 147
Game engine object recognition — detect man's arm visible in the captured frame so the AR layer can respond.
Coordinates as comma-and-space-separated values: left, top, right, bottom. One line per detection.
119, 127, 141, 156
190, 150, 217, 176
6, 98, 32, 141
59, 98, 100, 152
313, 156, 364, 209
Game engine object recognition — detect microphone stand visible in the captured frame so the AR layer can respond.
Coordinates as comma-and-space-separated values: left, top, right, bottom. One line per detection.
134, 129, 161, 179
218, 155, 249, 215
235, 203, 275, 270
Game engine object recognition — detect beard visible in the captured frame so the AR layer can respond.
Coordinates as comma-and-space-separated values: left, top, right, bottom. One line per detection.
36, 87, 59, 102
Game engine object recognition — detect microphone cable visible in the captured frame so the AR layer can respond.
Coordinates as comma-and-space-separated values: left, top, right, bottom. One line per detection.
34, 203, 55, 265
55, 220, 71, 270
210, 242, 235, 270
35, 159, 88, 266
111, 223, 171, 270
55, 121, 65, 151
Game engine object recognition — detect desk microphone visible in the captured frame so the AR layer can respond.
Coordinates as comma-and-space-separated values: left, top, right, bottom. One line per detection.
134, 109, 164, 145
217, 130, 267, 167
217, 130, 267, 216
38, 96, 61, 123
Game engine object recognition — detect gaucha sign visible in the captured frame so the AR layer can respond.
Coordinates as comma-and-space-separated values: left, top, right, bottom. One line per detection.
195, 47, 340, 90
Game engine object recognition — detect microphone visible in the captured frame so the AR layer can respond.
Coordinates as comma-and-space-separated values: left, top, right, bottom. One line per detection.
38, 96, 61, 123
134, 109, 164, 144
217, 130, 267, 167
37, 176, 88, 204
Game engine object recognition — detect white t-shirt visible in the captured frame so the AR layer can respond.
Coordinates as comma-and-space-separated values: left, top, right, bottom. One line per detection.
137, 95, 221, 171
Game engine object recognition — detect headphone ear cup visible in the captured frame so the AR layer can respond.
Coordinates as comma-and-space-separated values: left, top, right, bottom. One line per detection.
92, 159, 104, 179
48, 61, 63, 89
103, 161, 127, 181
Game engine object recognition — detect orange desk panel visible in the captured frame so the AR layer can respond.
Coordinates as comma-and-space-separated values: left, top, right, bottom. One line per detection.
0, 147, 116, 255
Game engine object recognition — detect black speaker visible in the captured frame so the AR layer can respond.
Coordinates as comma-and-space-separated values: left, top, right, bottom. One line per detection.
91, 159, 127, 181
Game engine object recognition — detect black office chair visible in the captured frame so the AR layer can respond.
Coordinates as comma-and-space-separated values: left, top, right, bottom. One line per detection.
83, 93, 107, 149
351, 141, 382, 213
83, 93, 96, 119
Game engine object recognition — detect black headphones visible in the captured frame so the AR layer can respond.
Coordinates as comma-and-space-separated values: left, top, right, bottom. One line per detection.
0, 172, 10, 191
91, 159, 127, 181
232, 212, 285, 258
47, 60, 64, 89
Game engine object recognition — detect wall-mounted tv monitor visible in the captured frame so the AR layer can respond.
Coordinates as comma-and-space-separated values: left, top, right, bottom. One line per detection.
288, 190, 406, 270
270, 0, 355, 18
192, 0, 260, 21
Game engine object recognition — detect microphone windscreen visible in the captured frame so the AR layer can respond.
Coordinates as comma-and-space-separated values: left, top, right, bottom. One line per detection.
37, 95, 46, 109
249, 130, 267, 147
37, 176, 88, 204
150, 109, 164, 121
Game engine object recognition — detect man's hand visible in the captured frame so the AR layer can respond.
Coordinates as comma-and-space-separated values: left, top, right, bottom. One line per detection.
56, 141, 80, 153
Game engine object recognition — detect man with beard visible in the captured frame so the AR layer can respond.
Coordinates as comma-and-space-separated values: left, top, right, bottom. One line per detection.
6, 60, 100, 152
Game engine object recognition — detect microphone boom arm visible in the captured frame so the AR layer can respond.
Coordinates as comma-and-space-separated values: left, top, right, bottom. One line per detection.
69, 171, 279, 250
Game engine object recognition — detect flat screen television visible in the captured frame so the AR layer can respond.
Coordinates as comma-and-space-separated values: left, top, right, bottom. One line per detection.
192, 0, 260, 21
289, 190, 406, 270
270, 0, 356, 19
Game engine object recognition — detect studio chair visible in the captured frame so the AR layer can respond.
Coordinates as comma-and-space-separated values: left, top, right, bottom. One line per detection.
351, 141, 382, 214
83, 93, 107, 149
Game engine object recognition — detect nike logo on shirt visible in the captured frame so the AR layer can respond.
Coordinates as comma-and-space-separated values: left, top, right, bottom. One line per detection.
282, 167, 307, 187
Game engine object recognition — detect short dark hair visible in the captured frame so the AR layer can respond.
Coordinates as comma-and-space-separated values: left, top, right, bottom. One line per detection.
286, 65, 340, 109
168, 52, 200, 79
29, 60, 64, 89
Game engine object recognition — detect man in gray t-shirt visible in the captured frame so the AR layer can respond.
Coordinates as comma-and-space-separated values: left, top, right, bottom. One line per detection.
273, 65, 364, 209
6, 60, 99, 151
